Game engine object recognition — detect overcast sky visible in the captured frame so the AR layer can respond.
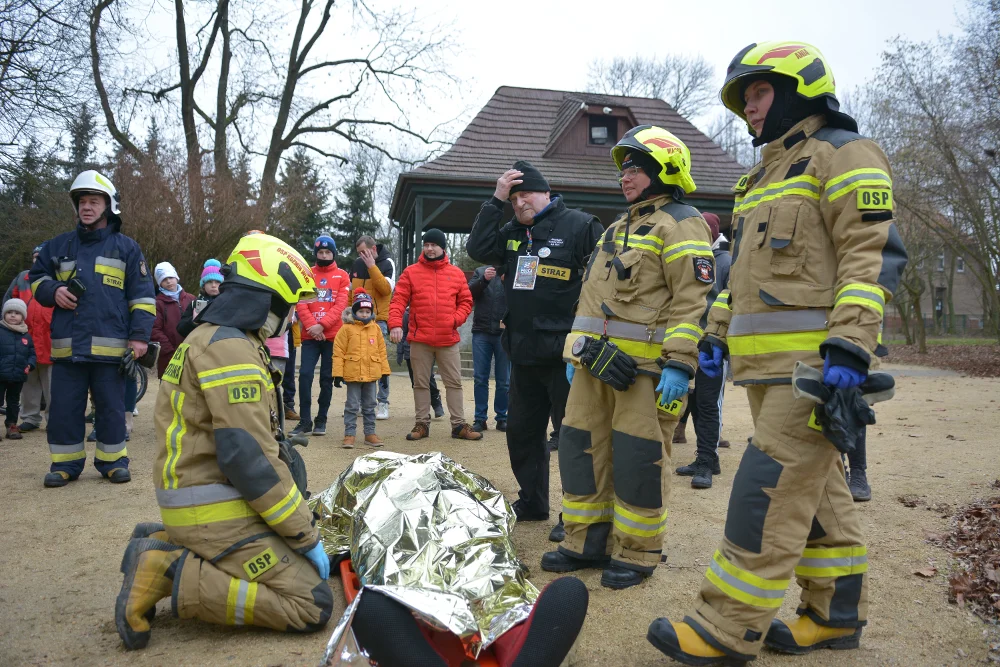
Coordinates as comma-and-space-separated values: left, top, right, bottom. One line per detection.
412, 0, 963, 130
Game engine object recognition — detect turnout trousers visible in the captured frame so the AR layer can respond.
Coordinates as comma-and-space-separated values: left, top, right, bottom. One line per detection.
557, 372, 680, 574
506, 363, 569, 515
685, 384, 868, 660
171, 533, 333, 632
48, 362, 127, 477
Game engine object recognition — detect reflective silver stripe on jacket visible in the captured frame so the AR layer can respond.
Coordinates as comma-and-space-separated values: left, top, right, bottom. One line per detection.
156, 483, 245, 508
824, 171, 891, 199
51, 338, 72, 349
128, 297, 156, 307
727, 309, 829, 336
96, 256, 127, 272
572, 316, 665, 342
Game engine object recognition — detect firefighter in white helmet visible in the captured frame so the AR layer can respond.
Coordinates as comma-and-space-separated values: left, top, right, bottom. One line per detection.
29, 170, 156, 487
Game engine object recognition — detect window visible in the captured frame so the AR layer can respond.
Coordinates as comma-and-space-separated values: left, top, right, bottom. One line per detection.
956, 256, 965, 273
589, 115, 618, 145
936, 254, 945, 271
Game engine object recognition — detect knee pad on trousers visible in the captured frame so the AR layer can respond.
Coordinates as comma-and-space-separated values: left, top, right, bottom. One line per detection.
725, 444, 783, 553
296, 580, 333, 633
352, 590, 447, 667
611, 429, 663, 509
558, 426, 597, 496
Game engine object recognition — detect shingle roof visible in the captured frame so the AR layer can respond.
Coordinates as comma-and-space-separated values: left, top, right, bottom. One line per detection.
400, 85, 745, 197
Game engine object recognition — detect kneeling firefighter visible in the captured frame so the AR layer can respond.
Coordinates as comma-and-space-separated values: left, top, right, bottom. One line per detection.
115, 233, 333, 650
540, 126, 714, 590
647, 41, 908, 664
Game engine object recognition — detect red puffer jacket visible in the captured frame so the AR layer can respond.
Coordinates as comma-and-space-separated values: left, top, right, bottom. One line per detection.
388, 253, 472, 347
296, 262, 350, 342
11, 271, 53, 365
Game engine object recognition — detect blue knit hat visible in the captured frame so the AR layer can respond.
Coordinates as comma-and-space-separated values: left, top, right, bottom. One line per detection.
200, 258, 224, 287
314, 235, 336, 257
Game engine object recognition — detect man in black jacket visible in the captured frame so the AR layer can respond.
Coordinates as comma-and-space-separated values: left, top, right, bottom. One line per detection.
467, 161, 604, 532
468, 264, 509, 433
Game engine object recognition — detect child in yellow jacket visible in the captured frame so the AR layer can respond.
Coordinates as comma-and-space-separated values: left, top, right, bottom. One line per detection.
333, 290, 391, 448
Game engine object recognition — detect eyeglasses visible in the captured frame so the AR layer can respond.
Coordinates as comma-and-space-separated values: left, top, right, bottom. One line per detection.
618, 166, 642, 183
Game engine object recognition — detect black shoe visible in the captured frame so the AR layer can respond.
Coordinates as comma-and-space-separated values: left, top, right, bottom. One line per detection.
849, 469, 871, 502
18, 422, 39, 432
540, 550, 608, 573
548, 514, 565, 542
677, 458, 720, 476
44, 471, 74, 487
692, 466, 714, 489
432, 403, 445, 419
290, 421, 313, 436
311, 422, 327, 436
512, 499, 548, 521
472, 420, 488, 433
107, 468, 132, 484
601, 565, 649, 590
496, 420, 507, 432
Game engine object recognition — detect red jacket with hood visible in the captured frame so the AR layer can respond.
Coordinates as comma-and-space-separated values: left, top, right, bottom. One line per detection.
10, 270, 53, 365
388, 253, 472, 348
152, 290, 196, 377
296, 262, 350, 342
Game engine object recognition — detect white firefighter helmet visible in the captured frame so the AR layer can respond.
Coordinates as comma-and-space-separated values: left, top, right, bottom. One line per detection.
70, 170, 121, 215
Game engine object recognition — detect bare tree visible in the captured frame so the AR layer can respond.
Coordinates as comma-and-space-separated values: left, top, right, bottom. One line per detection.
706, 111, 758, 169
88, 0, 456, 229
0, 0, 88, 166
586, 54, 715, 120
865, 28, 1000, 341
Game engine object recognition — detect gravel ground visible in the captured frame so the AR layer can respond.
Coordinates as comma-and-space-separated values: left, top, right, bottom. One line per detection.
1, 366, 998, 667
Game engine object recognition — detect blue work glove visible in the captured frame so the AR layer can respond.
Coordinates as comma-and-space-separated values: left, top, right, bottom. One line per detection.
566, 362, 575, 385
698, 344, 725, 378
656, 367, 690, 406
823, 356, 867, 390
304, 541, 330, 580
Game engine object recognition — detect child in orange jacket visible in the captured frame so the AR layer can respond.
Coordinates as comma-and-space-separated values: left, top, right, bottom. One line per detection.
333, 290, 391, 448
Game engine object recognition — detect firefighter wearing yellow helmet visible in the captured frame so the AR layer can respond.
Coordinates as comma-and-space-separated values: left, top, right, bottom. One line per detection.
539, 125, 714, 590
647, 42, 908, 664
114, 233, 335, 650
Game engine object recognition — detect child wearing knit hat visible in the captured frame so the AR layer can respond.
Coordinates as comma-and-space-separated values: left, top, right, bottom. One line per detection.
177, 259, 224, 338
0, 299, 37, 439
332, 290, 391, 448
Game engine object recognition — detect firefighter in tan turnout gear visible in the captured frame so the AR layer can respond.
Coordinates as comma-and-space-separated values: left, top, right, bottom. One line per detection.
648, 42, 908, 664
115, 234, 333, 650
540, 126, 714, 590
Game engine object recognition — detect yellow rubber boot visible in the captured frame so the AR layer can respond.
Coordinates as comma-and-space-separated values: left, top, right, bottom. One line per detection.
115, 538, 183, 650
765, 615, 861, 654
647, 618, 746, 665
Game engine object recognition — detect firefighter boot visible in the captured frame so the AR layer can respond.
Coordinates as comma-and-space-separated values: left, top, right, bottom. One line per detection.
116, 538, 183, 650
647, 618, 737, 666
849, 468, 871, 502
764, 615, 862, 654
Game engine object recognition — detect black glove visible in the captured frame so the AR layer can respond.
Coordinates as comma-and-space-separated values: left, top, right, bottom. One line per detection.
333, 376, 343, 388
381, 374, 390, 382
793, 362, 883, 454
119, 348, 139, 379
572, 336, 637, 392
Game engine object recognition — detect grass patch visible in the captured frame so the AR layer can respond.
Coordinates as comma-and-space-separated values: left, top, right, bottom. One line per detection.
885, 337, 997, 347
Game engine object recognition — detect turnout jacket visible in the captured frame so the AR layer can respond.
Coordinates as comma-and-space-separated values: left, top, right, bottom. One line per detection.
153, 323, 319, 559
705, 115, 908, 384
565, 193, 714, 377
28, 223, 155, 363
466, 195, 604, 365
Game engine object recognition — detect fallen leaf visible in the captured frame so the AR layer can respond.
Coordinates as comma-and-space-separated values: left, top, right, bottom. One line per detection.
913, 567, 938, 577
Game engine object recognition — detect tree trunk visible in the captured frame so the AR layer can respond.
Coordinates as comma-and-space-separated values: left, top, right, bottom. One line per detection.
912, 294, 927, 354
213, 0, 231, 182
174, 0, 205, 228
897, 301, 913, 345
945, 255, 956, 334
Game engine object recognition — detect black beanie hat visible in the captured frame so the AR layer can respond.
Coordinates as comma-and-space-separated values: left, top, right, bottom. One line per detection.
621, 150, 662, 183
509, 160, 550, 195
422, 228, 447, 250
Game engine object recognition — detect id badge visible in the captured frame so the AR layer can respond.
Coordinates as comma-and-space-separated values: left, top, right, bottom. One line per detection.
513, 255, 538, 290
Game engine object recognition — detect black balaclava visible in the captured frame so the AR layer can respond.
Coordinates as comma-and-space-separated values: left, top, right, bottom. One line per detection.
622, 151, 683, 202
742, 74, 826, 147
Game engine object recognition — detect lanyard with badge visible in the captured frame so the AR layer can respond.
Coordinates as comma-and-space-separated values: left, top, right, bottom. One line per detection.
512, 227, 538, 290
